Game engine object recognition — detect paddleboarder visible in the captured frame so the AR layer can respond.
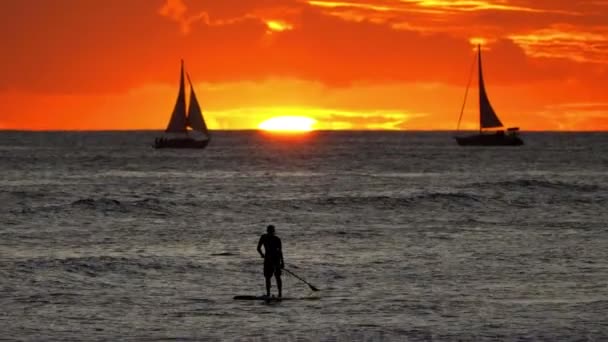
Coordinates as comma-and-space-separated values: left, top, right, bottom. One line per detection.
257, 225, 284, 298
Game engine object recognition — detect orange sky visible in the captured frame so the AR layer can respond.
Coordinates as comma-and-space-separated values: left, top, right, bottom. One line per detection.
0, 0, 607, 131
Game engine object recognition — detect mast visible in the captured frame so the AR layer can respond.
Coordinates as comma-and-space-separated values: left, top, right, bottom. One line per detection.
165, 60, 188, 133
456, 50, 477, 133
478, 45, 482, 134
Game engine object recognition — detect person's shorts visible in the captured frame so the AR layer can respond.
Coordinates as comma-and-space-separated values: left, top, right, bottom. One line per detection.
264, 260, 281, 278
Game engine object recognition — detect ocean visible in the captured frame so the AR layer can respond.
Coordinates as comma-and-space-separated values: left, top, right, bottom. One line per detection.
1, 131, 607, 341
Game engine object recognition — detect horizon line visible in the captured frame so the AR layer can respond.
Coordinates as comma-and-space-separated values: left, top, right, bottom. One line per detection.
1, 129, 607, 133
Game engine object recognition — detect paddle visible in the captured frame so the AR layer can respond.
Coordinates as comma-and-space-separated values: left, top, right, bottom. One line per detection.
284, 268, 319, 292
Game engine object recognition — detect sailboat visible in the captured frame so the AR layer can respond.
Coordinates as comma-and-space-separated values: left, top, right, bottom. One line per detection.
454, 45, 523, 146
155, 60, 210, 149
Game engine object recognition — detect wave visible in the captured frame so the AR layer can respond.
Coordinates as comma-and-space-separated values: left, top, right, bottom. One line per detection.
11, 197, 170, 216
313, 192, 483, 209
75, 197, 167, 209
69, 197, 172, 216
15, 256, 207, 277
469, 179, 600, 192
71, 198, 122, 208
210, 252, 237, 256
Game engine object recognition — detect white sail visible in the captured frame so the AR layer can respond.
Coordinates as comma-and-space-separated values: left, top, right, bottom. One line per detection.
477, 47, 503, 129
165, 61, 188, 133
186, 74, 209, 137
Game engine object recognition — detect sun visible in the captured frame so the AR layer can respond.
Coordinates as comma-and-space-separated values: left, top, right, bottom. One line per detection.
258, 116, 317, 132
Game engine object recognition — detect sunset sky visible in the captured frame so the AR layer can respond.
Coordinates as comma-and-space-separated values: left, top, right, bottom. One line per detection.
1, 0, 607, 131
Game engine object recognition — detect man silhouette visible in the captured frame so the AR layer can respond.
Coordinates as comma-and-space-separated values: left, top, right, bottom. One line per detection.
257, 225, 284, 298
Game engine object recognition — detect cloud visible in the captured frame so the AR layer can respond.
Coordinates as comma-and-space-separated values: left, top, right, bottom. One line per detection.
0, 0, 606, 95
157, 0, 256, 34
1, 77, 606, 130
307, 0, 555, 13
323, 110, 426, 129
404, 0, 571, 13
266, 20, 294, 32
159, 0, 201, 33
535, 102, 608, 130
306, 0, 580, 27
210, 106, 424, 130
510, 25, 608, 63
157, 0, 299, 34
306, 0, 608, 64
159, 0, 188, 21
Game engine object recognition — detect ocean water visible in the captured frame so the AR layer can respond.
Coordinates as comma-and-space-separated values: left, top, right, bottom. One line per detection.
1, 131, 607, 341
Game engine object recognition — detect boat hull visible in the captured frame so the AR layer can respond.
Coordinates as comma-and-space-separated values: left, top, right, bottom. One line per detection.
455, 134, 523, 146
154, 138, 209, 149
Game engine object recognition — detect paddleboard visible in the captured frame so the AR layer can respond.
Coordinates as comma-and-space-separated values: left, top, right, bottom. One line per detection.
233, 295, 319, 302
